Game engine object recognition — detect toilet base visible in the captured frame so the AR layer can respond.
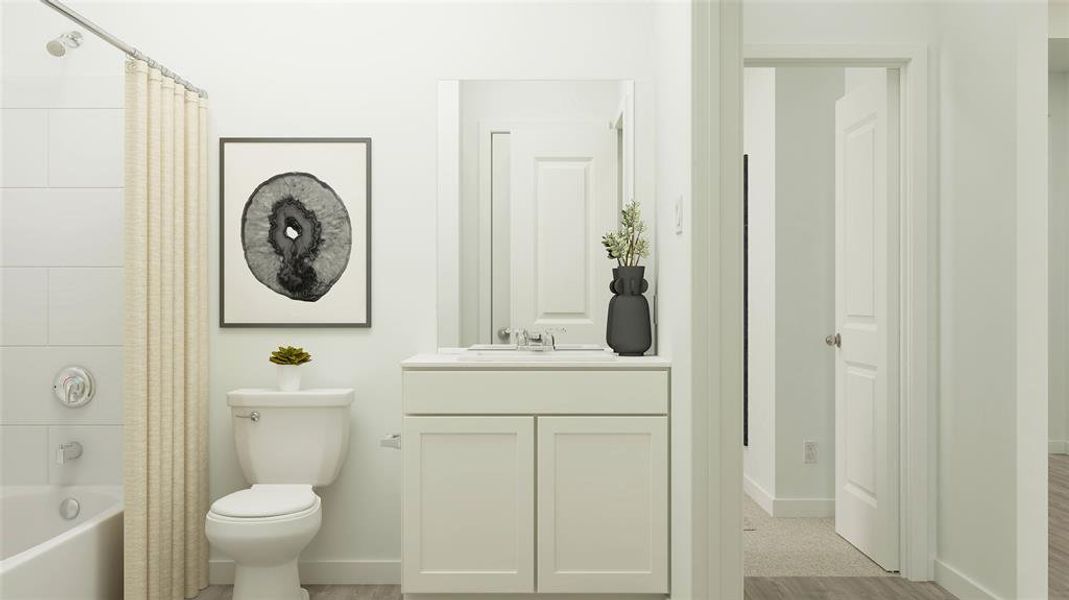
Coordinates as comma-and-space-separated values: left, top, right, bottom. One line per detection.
232, 559, 307, 600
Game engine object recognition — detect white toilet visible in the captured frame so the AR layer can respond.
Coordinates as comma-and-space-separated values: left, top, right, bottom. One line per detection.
206, 388, 354, 600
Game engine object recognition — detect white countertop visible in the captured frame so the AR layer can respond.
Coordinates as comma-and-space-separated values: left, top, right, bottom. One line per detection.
402, 348, 671, 369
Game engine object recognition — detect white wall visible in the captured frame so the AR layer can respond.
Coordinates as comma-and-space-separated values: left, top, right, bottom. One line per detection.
1055, 0, 1069, 39
652, 0, 694, 596
745, 2, 1049, 597
0, 8, 124, 488
456, 80, 623, 347
1, 0, 685, 585
771, 66, 841, 506
1052, 68, 1069, 452
745, 66, 861, 515
743, 67, 776, 510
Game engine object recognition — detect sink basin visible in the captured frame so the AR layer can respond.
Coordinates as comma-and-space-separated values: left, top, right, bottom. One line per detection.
467, 343, 608, 352
457, 346, 617, 362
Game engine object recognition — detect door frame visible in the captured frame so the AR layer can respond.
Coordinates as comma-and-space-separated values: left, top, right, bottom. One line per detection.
743, 44, 933, 581
691, 32, 934, 597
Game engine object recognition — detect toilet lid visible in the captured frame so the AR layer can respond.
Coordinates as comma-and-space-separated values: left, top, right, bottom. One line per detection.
210, 484, 317, 518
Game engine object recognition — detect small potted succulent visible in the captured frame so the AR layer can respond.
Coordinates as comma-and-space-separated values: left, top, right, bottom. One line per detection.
601, 200, 652, 356
270, 345, 312, 392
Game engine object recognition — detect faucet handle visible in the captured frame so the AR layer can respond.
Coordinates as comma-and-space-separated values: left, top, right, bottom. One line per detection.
511, 327, 530, 347
542, 327, 567, 349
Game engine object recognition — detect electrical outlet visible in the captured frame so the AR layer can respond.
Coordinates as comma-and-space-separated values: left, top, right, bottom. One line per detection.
804, 441, 818, 464
674, 195, 684, 234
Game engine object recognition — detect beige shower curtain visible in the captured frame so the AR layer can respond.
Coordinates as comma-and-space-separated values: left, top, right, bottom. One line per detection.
123, 59, 210, 600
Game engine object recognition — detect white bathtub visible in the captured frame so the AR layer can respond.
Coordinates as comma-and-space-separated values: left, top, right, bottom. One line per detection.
0, 485, 123, 600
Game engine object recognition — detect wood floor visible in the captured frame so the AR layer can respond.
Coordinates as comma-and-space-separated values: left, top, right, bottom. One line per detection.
197, 581, 954, 600
744, 577, 956, 600
194, 585, 400, 600
200, 454, 1069, 600
197, 579, 955, 600
190, 455, 1069, 600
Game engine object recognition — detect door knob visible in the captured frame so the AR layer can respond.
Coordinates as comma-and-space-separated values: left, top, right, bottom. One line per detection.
825, 333, 841, 348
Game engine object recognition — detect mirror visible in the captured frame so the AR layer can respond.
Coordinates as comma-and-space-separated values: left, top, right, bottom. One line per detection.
436, 80, 655, 349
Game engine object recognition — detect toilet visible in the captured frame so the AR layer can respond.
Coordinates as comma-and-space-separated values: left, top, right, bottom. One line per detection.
206, 388, 354, 600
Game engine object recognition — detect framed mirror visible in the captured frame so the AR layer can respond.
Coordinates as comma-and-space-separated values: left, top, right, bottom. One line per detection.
436, 80, 656, 350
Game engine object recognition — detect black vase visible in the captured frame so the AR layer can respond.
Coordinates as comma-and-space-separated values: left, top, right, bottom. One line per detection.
606, 266, 652, 356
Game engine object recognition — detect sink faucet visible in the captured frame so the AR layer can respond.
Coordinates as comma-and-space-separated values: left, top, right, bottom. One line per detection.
56, 441, 83, 465
510, 327, 566, 351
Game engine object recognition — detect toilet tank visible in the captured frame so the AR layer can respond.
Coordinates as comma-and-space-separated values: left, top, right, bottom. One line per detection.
227, 389, 354, 487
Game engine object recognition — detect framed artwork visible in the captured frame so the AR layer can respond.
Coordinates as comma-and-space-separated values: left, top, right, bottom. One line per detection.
220, 137, 371, 327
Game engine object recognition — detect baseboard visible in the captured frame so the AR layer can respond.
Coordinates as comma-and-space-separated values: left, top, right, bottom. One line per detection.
934, 558, 1003, 600
743, 476, 833, 517
209, 559, 401, 585
771, 496, 835, 518
743, 475, 775, 516
1051, 440, 1068, 454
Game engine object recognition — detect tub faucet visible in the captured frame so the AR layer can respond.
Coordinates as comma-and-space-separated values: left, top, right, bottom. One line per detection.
56, 441, 83, 465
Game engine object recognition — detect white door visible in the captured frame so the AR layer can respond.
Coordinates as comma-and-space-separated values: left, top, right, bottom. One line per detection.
510, 123, 615, 344
536, 416, 669, 593
833, 72, 900, 571
402, 416, 535, 593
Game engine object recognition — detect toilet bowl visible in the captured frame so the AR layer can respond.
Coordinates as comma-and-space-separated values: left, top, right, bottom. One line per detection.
206, 389, 353, 600
206, 485, 321, 600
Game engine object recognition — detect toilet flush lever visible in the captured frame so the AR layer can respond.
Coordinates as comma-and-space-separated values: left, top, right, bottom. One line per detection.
380, 434, 401, 450
234, 411, 260, 422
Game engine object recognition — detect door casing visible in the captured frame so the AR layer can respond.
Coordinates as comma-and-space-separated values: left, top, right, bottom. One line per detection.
727, 45, 934, 584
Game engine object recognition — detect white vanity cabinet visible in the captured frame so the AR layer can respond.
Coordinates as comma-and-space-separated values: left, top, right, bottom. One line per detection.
400, 355, 670, 598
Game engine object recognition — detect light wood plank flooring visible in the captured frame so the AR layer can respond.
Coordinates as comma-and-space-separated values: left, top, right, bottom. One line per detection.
194, 585, 400, 600
745, 577, 956, 600
191, 455, 1069, 600
1052, 454, 1069, 598
198, 581, 955, 600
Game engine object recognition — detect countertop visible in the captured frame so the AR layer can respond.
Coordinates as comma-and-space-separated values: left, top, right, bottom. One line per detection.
401, 348, 671, 370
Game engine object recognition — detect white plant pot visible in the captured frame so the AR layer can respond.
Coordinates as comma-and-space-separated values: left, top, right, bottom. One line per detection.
277, 365, 302, 392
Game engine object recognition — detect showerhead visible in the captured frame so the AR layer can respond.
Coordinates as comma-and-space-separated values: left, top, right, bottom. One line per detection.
47, 31, 82, 57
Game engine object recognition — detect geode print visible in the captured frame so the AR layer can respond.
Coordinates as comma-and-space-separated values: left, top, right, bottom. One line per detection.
240, 172, 352, 302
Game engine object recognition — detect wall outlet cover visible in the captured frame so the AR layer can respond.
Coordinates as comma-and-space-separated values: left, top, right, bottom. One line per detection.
804, 441, 817, 464
674, 195, 684, 234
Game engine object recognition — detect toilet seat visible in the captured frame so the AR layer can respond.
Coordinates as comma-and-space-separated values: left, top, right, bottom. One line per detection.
210, 484, 317, 519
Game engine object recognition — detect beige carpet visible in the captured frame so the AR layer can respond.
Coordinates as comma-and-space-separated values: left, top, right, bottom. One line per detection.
744, 496, 895, 577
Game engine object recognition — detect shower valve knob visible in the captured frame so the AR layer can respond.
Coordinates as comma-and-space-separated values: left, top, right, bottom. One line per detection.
53, 366, 95, 408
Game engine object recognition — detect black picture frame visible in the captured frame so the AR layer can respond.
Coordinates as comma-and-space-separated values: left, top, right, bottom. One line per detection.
219, 137, 372, 328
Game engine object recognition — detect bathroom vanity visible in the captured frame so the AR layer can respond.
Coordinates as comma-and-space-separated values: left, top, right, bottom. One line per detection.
400, 350, 670, 598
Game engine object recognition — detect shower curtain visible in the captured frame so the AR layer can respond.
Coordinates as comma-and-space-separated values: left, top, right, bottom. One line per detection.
123, 59, 209, 600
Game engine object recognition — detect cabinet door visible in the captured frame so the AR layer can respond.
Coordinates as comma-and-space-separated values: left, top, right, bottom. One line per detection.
537, 416, 669, 593
403, 416, 534, 593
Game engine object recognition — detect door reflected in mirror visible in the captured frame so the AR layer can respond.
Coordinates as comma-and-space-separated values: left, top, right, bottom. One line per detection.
436, 80, 655, 349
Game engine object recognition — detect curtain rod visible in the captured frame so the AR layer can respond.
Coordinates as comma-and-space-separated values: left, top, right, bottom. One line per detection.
39, 0, 207, 98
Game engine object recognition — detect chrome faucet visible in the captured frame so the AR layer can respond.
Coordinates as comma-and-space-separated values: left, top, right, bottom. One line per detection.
510, 327, 566, 351
56, 441, 83, 465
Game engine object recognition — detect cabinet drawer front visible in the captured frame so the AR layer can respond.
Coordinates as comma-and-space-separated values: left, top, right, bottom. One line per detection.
403, 370, 668, 415
537, 416, 669, 594
403, 417, 535, 593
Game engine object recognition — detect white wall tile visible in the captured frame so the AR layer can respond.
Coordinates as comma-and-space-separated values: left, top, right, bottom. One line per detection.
0, 188, 123, 267
48, 425, 122, 485
47, 109, 123, 188
48, 267, 123, 345
0, 267, 48, 345
0, 346, 122, 425
0, 109, 48, 188
0, 425, 49, 484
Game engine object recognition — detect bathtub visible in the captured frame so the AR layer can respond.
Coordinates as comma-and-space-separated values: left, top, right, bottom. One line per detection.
0, 485, 123, 600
